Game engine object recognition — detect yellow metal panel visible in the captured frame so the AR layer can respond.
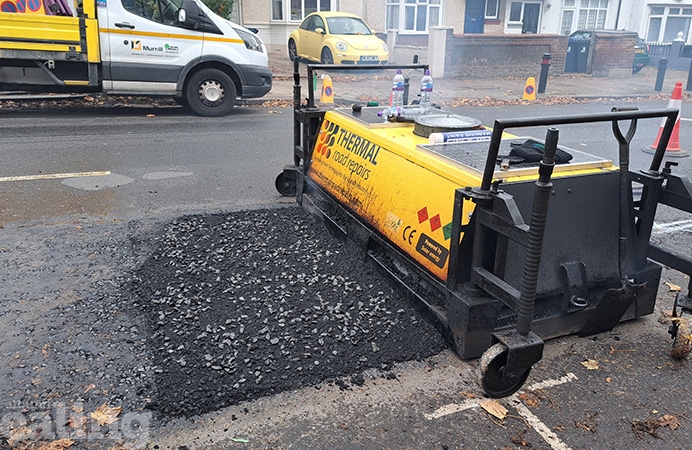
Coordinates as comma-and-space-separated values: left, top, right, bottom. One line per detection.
0, 13, 81, 46
85, 18, 100, 62
308, 112, 479, 281
307, 110, 616, 282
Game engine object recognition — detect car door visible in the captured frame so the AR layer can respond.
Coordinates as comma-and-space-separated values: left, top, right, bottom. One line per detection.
299, 15, 325, 61
100, 0, 203, 93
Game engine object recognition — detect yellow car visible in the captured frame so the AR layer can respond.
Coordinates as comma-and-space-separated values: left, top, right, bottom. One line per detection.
288, 12, 389, 65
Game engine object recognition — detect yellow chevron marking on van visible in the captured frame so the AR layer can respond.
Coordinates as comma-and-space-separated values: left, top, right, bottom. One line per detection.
101, 28, 243, 45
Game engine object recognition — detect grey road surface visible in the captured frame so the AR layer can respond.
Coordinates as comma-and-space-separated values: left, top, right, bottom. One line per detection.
0, 102, 691, 450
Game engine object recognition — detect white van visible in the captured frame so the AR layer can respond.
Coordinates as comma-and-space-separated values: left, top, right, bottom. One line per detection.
0, 0, 272, 116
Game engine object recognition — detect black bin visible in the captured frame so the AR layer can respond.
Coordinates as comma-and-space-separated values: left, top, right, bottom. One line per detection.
565, 31, 592, 73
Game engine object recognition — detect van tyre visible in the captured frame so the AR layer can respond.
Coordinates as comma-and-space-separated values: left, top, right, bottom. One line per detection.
185, 68, 236, 117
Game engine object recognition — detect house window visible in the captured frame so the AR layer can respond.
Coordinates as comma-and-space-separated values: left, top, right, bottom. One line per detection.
560, 10, 574, 35
486, 0, 499, 19
509, 2, 522, 21
272, 0, 283, 20
386, 0, 442, 33
647, 6, 692, 42
560, 0, 575, 35
272, 0, 330, 21
576, 0, 607, 30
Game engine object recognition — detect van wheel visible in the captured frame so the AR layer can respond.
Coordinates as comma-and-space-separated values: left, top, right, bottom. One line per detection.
185, 68, 236, 117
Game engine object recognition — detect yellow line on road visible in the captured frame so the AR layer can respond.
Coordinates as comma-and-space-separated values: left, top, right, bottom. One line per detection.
0, 171, 111, 182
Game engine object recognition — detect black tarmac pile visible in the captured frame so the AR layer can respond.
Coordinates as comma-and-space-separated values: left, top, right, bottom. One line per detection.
0, 205, 447, 449
129, 207, 447, 418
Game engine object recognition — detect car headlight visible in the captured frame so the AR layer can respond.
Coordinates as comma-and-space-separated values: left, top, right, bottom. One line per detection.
381, 42, 388, 53
236, 28, 263, 53
336, 41, 348, 52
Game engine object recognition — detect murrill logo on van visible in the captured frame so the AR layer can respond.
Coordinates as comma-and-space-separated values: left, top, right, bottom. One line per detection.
129, 40, 178, 54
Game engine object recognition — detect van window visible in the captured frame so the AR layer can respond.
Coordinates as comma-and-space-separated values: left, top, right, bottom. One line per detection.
122, 0, 184, 25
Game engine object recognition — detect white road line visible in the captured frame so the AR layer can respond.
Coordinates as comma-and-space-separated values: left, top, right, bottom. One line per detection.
0, 171, 111, 182
525, 372, 578, 391
424, 398, 480, 420
652, 219, 692, 234
426, 373, 578, 449
508, 396, 572, 450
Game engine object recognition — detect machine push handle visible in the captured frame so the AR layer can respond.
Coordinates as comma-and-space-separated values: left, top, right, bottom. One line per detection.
610, 107, 638, 281
516, 127, 558, 336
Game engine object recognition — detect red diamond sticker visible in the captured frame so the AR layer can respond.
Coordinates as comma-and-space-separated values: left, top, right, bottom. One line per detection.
430, 214, 441, 232
418, 207, 429, 223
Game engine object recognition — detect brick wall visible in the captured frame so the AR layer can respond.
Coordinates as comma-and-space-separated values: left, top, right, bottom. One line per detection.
443, 32, 568, 78
590, 31, 637, 77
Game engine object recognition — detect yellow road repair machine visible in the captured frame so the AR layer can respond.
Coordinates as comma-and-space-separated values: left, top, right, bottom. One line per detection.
276, 61, 692, 397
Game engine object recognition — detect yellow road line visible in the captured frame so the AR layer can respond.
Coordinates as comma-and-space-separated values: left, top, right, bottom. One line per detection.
0, 171, 111, 182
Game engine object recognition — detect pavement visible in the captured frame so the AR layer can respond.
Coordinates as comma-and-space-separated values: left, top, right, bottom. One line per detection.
265, 53, 692, 106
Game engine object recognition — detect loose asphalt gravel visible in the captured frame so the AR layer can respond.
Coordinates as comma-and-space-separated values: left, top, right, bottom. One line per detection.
0, 205, 447, 448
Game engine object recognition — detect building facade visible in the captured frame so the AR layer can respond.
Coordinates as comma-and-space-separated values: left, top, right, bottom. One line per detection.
237, 0, 692, 57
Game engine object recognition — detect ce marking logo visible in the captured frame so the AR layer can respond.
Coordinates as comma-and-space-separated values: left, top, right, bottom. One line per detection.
403, 225, 417, 245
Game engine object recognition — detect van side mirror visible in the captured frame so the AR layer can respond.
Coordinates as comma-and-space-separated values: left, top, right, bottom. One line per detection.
177, 0, 200, 28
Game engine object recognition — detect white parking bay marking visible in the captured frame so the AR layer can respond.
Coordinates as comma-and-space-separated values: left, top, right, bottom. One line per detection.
0, 171, 111, 182
652, 219, 692, 234
425, 373, 578, 450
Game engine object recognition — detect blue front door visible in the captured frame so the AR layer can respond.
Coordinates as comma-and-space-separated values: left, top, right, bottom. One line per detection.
464, 0, 485, 34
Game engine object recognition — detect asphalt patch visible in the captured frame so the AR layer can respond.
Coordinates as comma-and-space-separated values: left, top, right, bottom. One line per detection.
129, 206, 447, 418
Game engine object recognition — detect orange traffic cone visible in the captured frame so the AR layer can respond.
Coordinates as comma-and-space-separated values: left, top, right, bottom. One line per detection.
645, 81, 689, 157
320, 74, 334, 104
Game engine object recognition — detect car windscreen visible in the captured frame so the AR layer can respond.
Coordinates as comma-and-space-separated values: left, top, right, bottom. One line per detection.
326, 17, 372, 35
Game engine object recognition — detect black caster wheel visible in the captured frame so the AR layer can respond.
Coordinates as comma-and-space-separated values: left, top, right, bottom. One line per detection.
275, 171, 297, 197
478, 343, 531, 398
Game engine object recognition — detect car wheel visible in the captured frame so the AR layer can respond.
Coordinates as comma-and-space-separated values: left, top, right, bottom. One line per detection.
288, 39, 298, 61
184, 68, 236, 117
321, 47, 334, 64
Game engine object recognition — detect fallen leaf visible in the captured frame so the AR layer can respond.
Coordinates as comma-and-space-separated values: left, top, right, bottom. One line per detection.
665, 282, 682, 291
480, 399, 508, 420
581, 359, 599, 370
606, 377, 612, 383
146, 114, 156, 118
90, 403, 122, 426
519, 392, 539, 407
7, 425, 33, 447
660, 414, 681, 430
35, 438, 75, 450
230, 437, 249, 443
68, 415, 87, 430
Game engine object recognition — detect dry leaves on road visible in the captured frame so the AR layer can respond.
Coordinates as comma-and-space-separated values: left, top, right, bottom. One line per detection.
90, 403, 122, 426
580, 359, 599, 370
632, 414, 681, 438
480, 399, 508, 420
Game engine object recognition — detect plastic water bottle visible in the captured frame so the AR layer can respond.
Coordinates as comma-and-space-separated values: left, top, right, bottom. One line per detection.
419, 69, 433, 112
391, 69, 405, 109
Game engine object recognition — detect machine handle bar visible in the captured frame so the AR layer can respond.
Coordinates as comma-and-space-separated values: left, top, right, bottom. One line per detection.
480, 108, 680, 192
